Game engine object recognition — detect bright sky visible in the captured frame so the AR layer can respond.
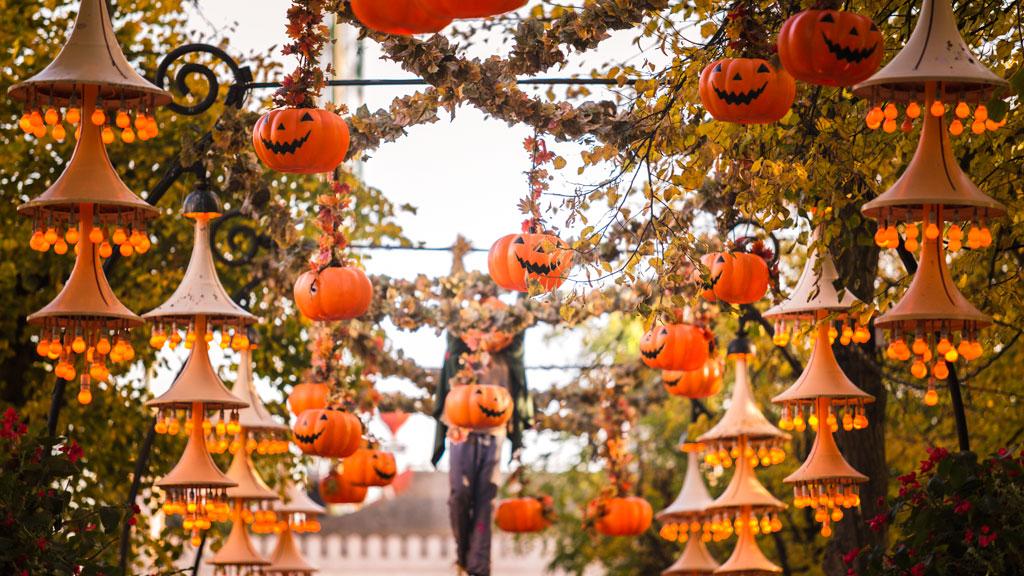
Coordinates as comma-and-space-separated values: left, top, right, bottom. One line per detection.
165, 1, 662, 483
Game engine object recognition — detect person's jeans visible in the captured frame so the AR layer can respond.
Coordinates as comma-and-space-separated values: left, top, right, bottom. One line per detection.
449, 432, 503, 576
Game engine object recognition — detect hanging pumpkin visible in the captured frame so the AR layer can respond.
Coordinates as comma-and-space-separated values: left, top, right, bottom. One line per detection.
778, 10, 883, 87
662, 357, 723, 399
292, 406, 362, 458
459, 297, 514, 353
488, 233, 573, 293
252, 108, 349, 174
319, 468, 368, 504
698, 252, 770, 304
416, 0, 526, 19
293, 266, 373, 321
587, 496, 653, 537
444, 383, 513, 430
288, 382, 330, 417
344, 447, 398, 487
698, 58, 796, 124
350, 0, 452, 35
639, 324, 709, 371
495, 497, 552, 533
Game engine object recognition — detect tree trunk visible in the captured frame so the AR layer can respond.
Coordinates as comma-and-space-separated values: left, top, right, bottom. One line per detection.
825, 235, 888, 576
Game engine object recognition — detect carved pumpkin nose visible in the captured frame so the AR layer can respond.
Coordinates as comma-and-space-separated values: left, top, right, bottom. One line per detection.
849, 27, 859, 35
277, 123, 286, 130
733, 73, 742, 81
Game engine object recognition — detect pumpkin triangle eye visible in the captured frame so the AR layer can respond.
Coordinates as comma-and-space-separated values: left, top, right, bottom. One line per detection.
475, 389, 483, 394
756, 63, 770, 73
849, 26, 859, 36
714, 63, 723, 72
820, 13, 835, 23
301, 112, 314, 122
277, 123, 286, 130
319, 414, 328, 421
513, 237, 526, 245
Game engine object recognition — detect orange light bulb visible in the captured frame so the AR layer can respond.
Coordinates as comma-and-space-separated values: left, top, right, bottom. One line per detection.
90, 108, 106, 126
101, 126, 115, 144
906, 101, 921, 119
949, 119, 964, 136
930, 100, 944, 117
954, 101, 970, 119
66, 107, 81, 125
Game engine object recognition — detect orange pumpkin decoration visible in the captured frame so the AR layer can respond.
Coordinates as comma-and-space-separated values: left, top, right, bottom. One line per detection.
252, 108, 349, 174
587, 496, 653, 537
293, 266, 373, 321
488, 233, 572, 293
698, 252, 770, 304
319, 468, 368, 504
662, 357, 723, 399
639, 324, 709, 371
417, 0, 526, 18
495, 497, 552, 533
351, 0, 452, 35
444, 384, 513, 430
344, 447, 398, 487
460, 297, 514, 353
292, 406, 362, 458
288, 382, 330, 417
699, 58, 796, 124
778, 10, 883, 87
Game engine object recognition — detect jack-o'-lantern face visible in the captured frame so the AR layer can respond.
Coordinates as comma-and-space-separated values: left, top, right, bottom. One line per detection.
777, 10, 883, 86
640, 326, 670, 363
639, 324, 710, 371
346, 448, 398, 487
475, 386, 509, 420
698, 58, 796, 124
488, 233, 572, 293
444, 384, 514, 430
291, 406, 362, 458
818, 12, 880, 64
252, 108, 350, 174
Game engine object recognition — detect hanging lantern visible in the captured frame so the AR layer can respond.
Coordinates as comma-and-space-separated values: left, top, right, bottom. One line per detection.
853, 0, 1009, 134
210, 339, 290, 456
704, 437, 786, 542
9, 0, 170, 144
784, 397, 868, 538
488, 232, 573, 293
697, 342, 789, 468
657, 444, 720, 575
145, 186, 256, 546
713, 516, 783, 575
207, 500, 271, 575
778, 10, 884, 87
264, 526, 317, 576
698, 58, 796, 124
156, 406, 235, 547
861, 98, 1004, 243
276, 481, 326, 535
874, 232, 989, 381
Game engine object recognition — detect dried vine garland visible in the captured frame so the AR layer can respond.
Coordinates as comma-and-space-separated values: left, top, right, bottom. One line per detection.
336, 0, 673, 159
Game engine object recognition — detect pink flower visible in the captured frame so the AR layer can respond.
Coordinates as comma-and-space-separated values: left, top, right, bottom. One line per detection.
926, 446, 950, 462
997, 447, 1009, 457
909, 562, 926, 576
979, 532, 997, 548
964, 528, 974, 544
898, 472, 917, 486
953, 500, 971, 515
843, 548, 860, 565
919, 459, 934, 473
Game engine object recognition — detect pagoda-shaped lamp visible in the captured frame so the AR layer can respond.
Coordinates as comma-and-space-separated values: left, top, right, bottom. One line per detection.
657, 443, 720, 576
698, 340, 788, 575
207, 442, 278, 575
765, 239, 875, 537
146, 184, 255, 546
853, 0, 1007, 394
13, 0, 171, 405
210, 330, 290, 457
265, 481, 325, 576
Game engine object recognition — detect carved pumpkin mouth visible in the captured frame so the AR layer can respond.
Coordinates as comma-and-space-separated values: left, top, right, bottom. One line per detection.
373, 467, 396, 481
821, 33, 877, 63
479, 404, 508, 418
515, 255, 558, 275
293, 428, 324, 444
712, 82, 768, 105
663, 374, 682, 385
260, 129, 312, 155
640, 343, 665, 360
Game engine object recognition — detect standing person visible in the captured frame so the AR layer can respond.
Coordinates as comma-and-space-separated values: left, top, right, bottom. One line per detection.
433, 329, 532, 576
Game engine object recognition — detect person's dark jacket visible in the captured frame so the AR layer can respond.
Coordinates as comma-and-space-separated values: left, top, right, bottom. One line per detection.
431, 331, 533, 466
